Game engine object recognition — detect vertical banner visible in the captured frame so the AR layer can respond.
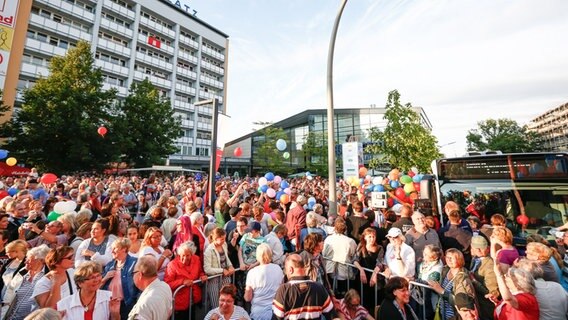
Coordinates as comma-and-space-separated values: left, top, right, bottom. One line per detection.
342, 142, 360, 182
0, 0, 19, 90
215, 148, 223, 172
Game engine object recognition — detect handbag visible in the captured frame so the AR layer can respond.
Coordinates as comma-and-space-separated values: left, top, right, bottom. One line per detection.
433, 299, 442, 320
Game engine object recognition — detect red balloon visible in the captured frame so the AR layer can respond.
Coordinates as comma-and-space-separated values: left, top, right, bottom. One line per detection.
413, 182, 420, 191
408, 171, 416, 177
395, 187, 406, 199
233, 147, 243, 157
97, 126, 107, 137
387, 198, 394, 207
516, 215, 529, 225
41, 173, 58, 184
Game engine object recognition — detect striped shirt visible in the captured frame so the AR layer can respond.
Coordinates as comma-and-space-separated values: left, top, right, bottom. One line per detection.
204, 305, 250, 320
272, 276, 336, 320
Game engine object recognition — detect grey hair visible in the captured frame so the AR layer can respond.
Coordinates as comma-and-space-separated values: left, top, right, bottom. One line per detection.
312, 203, 323, 214
255, 243, 273, 265
24, 308, 63, 320
508, 267, 536, 295
76, 208, 93, 224
27, 244, 51, 260
58, 213, 79, 232
306, 212, 317, 228
177, 241, 197, 255
514, 258, 544, 280
190, 212, 203, 225
112, 237, 131, 250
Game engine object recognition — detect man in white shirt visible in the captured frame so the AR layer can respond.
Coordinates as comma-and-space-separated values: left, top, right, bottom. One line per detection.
128, 256, 172, 320
384, 227, 416, 278
323, 219, 357, 294
265, 224, 288, 266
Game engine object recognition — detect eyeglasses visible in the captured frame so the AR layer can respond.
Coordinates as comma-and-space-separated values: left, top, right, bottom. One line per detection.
86, 274, 102, 281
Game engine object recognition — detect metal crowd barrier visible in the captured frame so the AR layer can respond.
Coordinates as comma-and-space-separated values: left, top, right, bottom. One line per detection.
171, 273, 223, 320
322, 257, 435, 320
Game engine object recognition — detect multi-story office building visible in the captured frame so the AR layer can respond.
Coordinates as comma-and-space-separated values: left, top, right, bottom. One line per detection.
2, 0, 228, 169
222, 107, 433, 176
528, 102, 568, 151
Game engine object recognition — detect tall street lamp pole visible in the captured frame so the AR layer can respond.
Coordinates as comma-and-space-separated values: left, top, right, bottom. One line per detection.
195, 98, 219, 207
327, 0, 348, 217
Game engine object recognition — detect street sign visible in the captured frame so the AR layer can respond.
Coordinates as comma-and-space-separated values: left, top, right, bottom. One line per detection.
371, 191, 387, 208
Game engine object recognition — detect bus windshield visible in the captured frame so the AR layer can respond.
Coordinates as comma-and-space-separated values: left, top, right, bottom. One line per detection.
439, 179, 568, 238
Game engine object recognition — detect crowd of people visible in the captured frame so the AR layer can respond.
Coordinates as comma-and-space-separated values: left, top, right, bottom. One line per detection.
0, 172, 567, 320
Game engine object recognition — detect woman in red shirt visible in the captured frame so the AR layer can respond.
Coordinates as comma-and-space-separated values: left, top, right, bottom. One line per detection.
493, 264, 539, 320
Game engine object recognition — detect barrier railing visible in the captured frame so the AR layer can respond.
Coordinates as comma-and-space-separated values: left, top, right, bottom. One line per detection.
322, 257, 435, 320
170, 273, 223, 320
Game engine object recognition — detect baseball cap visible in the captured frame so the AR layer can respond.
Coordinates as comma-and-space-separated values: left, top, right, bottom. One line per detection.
251, 221, 261, 232
454, 293, 475, 311
392, 204, 403, 216
386, 227, 402, 238
471, 235, 488, 249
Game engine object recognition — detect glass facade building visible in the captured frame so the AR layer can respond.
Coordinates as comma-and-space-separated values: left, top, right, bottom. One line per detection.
223, 107, 432, 176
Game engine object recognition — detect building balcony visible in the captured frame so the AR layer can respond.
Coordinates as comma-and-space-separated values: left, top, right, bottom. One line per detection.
102, 0, 136, 21
95, 60, 129, 78
198, 90, 214, 99
99, 18, 133, 39
133, 71, 171, 89
199, 74, 223, 90
196, 138, 212, 145
173, 100, 194, 112
96, 38, 131, 58
177, 50, 198, 65
179, 34, 199, 49
201, 60, 224, 76
136, 33, 175, 56
135, 52, 173, 71
197, 122, 212, 131
25, 38, 68, 58
180, 119, 194, 128
175, 83, 196, 96
196, 105, 213, 116
201, 46, 225, 62
20, 62, 49, 78
176, 66, 197, 80
176, 137, 194, 144
102, 82, 128, 96
138, 16, 176, 40
35, 0, 95, 23
29, 14, 92, 42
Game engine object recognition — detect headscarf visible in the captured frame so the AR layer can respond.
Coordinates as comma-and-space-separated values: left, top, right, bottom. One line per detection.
173, 215, 193, 253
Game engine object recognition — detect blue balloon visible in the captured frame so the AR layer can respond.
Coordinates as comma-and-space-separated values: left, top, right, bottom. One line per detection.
280, 181, 289, 189
0, 149, 7, 160
8, 188, 17, 196
195, 173, 202, 181
276, 139, 287, 151
308, 196, 316, 204
276, 191, 284, 200
306, 171, 311, 177
265, 172, 275, 181
260, 185, 269, 193
373, 185, 385, 192
390, 180, 399, 188
412, 175, 421, 183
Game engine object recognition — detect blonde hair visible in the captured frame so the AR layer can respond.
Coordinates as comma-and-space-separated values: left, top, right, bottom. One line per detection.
142, 227, 163, 247
492, 226, 513, 245
526, 242, 552, 262
6, 239, 27, 256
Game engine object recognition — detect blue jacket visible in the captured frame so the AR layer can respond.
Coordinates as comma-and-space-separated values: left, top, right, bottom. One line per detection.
102, 255, 140, 307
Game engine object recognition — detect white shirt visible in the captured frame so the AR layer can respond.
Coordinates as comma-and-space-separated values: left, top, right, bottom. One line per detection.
31, 269, 77, 306
385, 242, 416, 278
265, 232, 285, 266
75, 237, 116, 268
534, 278, 568, 320
323, 233, 357, 280
57, 290, 112, 320
139, 246, 170, 280
128, 278, 172, 320
246, 263, 283, 320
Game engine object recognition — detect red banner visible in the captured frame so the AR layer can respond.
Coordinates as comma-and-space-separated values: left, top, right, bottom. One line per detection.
0, 163, 31, 176
215, 148, 223, 172
147, 36, 161, 49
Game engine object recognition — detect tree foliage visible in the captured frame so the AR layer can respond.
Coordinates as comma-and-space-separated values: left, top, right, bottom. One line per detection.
0, 41, 119, 173
466, 118, 543, 153
114, 79, 181, 167
253, 127, 293, 175
302, 131, 328, 176
365, 90, 440, 173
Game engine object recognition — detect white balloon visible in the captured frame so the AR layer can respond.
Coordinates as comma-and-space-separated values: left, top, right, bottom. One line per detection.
372, 176, 383, 185
63, 201, 77, 213
53, 202, 67, 214
411, 166, 419, 174
258, 177, 268, 186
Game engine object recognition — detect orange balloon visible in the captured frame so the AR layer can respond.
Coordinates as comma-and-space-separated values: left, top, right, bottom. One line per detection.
359, 167, 368, 178
6, 157, 17, 166
279, 193, 290, 204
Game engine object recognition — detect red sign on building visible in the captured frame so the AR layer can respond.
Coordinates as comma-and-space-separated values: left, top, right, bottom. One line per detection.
148, 36, 161, 49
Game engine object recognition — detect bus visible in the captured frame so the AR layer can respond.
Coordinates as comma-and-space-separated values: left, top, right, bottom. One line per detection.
420, 152, 568, 246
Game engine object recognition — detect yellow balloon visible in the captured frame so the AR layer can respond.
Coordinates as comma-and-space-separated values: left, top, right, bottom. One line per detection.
6, 157, 17, 166
404, 183, 415, 194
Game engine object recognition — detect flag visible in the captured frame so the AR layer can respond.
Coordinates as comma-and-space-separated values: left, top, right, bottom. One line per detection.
147, 36, 161, 49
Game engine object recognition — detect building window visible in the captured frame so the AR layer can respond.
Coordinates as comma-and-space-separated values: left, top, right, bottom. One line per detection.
195, 147, 209, 156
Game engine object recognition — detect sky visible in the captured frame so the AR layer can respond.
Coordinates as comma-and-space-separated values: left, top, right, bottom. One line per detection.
190, 0, 568, 157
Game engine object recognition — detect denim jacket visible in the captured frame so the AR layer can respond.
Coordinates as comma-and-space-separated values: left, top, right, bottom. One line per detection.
102, 255, 140, 307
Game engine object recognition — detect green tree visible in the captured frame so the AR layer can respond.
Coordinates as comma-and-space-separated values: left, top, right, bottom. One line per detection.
365, 90, 441, 172
253, 127, 293, 175
466, 118, 543, 153
302, 131, 328, 176
114, 79, 182, 167
0, 90, 13, 122
0, 41, 119, 173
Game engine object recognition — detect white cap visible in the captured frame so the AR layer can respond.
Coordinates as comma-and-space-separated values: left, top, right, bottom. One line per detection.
392, 204, 403, 216
386, 227, 403, 238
